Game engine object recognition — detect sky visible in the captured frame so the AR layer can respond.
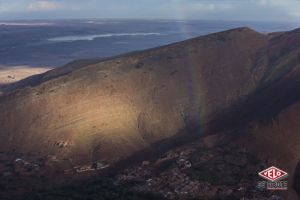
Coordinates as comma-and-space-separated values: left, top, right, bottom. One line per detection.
0, 0, 300, 22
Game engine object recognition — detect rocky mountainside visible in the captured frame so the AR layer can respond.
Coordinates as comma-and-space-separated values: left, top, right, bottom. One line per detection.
0, 27, 300, 199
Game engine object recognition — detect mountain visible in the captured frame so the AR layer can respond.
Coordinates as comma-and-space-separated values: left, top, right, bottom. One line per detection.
0, 27, 299, 199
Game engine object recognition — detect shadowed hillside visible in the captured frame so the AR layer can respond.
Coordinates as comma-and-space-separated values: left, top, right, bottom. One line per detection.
0, 27, 300, 199
0, 27, 268, 162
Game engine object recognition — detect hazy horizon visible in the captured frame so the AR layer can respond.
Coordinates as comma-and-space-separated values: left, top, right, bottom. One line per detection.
1, 0, 300, 22
1, 18, 300, 24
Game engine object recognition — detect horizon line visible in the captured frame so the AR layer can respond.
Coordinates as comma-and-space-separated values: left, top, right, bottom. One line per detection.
0, 17, 300, 24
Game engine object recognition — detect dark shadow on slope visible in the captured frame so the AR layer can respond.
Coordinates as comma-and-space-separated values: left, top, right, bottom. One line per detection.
206, 70, 300, 134
105, 121, 202, 176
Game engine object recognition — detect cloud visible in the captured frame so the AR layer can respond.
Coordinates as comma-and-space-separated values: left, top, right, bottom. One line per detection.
290, 11, 300, 18
27, 0, 62, 11
254, 0, 300, 8
247, 0, 300, 20
0, 1, 23, 12
179, 1, 235, 12
0, 0, 300, 21
195, 3, 234, 11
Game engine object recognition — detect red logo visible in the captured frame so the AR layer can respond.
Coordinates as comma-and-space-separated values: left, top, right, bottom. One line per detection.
258, 166, 288, 182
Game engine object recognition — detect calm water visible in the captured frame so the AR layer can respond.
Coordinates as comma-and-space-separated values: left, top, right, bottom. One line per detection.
0, 19, 299, 67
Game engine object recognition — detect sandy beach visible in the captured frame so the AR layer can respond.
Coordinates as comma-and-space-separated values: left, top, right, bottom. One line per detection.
0, 65, 52, 86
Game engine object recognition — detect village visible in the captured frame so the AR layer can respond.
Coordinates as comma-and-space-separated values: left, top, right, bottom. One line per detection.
0, 151, 110, 178
0, 136, 283, 200
115, 138, 281, 200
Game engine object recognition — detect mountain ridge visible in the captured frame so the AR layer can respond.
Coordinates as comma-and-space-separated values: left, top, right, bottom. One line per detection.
1, 26, 300, 199
1, 27, 261, 95
0, 26, 267, 161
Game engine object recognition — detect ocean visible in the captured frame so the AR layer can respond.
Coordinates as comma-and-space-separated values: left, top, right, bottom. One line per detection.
0, 19, 299, 67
